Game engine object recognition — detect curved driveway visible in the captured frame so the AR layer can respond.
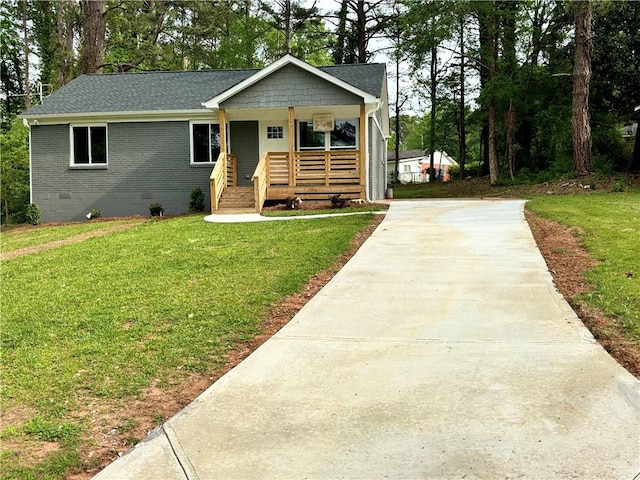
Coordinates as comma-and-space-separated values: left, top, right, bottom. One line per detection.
95, 200, 640, 479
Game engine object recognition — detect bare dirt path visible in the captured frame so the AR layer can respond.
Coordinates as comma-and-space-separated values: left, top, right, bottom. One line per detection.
1, 223, 143, 261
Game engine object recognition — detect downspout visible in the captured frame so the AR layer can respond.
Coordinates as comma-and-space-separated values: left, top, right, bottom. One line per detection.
360, 101, 386, 203
365, 101, 385, 203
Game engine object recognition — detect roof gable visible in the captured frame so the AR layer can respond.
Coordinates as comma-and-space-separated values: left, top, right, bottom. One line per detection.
203, 55, 378, 109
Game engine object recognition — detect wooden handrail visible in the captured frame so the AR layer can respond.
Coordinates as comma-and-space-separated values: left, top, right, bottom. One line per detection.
252, 152, 268, 213
209, 152, 228, 212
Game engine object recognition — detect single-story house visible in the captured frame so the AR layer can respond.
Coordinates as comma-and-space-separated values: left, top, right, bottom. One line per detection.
386, 150, 424, 184
20, 55, 389, 222
387, 150, 457, 183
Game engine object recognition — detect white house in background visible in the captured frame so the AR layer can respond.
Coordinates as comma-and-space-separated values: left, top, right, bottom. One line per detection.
387, 149, 424, 183
387, 149, 458, 183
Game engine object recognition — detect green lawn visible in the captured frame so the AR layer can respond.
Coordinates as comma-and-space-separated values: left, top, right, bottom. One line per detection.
526, 193, 640, 341
0, 213, 378, 479
1, 219, 144, 253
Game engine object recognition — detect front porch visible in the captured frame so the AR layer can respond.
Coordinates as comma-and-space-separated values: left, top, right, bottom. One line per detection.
210, 149, 366, 213
209, 105, 368, 213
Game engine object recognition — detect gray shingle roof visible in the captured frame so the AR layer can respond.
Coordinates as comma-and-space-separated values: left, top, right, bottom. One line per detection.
22, 62, 386, 117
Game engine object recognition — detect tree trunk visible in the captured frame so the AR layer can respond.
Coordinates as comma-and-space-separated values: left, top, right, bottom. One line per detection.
506, 100, 516, 180
356, 0, 367, 63
79, 0, 106, 74
22, 0, 31, 108
458, 15, 466, 179
429, 44, 437, 182
477, 5, 491, 177
56, 0, 75, 87
394, 41, 401, 184
284, 0, 291, 54
572, 0, 593, 175
488, 6, 499, 185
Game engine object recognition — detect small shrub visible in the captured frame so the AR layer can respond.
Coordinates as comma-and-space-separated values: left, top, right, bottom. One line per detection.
87, 209, 101, 220
149, 202, 164, 216
189, 187, 206, 212
25, 203, 40, 225
329, 194, 350, 209
612, 177, 626, 193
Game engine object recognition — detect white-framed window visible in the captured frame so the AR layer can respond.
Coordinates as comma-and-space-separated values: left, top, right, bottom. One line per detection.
297, 119, 357, 150
267, 125, 283, 139
191, 122, 221, 164
70, 125, 108, 166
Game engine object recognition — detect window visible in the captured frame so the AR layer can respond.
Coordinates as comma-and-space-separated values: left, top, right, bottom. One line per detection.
298, 121, 325, 149
71, 125, 107, 165
192, 123, 221, 163
298, 119, 357, 150
330, 120, 357, 148
267, 126, 283, 139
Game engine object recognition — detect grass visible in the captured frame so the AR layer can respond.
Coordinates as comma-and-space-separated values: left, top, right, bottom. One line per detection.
526, 193, 640, 341
1, 219, 144, 253
0, 213, 378, 478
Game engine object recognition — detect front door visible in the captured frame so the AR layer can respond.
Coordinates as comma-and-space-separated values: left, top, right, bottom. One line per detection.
230, 121, 259, 187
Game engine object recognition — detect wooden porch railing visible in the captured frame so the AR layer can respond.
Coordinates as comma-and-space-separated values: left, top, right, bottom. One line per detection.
252, 152, 268, 213
209, 153, 237, 212
265, 150, 361, 187
293, 150, 360, 186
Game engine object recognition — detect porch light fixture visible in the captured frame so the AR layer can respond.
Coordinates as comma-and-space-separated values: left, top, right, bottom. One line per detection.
313, 114, 334, 132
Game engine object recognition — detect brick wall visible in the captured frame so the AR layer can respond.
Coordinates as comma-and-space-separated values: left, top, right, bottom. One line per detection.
31, 121, 212, 222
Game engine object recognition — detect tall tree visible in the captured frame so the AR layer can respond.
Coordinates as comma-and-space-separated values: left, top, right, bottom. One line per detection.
328, 0, 390, 64
78, 0, 106, 74
260, 0, 322, 57
402, 0, 455, 181
571, 0, 593, 174
456, 13, 466, 179
0, 0, 26, 128
21, 0, 31, 108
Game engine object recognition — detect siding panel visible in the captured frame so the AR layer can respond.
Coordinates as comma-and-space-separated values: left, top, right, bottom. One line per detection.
221, 64, 362, 109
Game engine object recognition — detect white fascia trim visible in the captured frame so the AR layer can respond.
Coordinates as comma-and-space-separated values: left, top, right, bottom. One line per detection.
202, 54, 378, 109
21, 109, 214, 125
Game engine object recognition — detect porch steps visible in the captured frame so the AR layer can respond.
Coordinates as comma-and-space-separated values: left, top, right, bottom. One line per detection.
216, 187, 255, 213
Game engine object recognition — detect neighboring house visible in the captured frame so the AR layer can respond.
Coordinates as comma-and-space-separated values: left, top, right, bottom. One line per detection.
420, 151, 457, 182
20, 55, 389, 222
387, 150, 457, 183
386, 150, 424, 184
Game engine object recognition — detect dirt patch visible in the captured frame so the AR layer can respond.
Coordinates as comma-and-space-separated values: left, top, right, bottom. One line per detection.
262, 198, 378, 212
525, 210, 640, 378
1, 222, 145, 260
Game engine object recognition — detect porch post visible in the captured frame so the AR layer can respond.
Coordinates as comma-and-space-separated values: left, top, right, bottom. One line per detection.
219, 109, 227, 155
288, 106, 295, 186
359, 104, 366, 187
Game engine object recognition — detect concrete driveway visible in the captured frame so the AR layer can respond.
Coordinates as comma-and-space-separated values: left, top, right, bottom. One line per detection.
94, 199, 640, 479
